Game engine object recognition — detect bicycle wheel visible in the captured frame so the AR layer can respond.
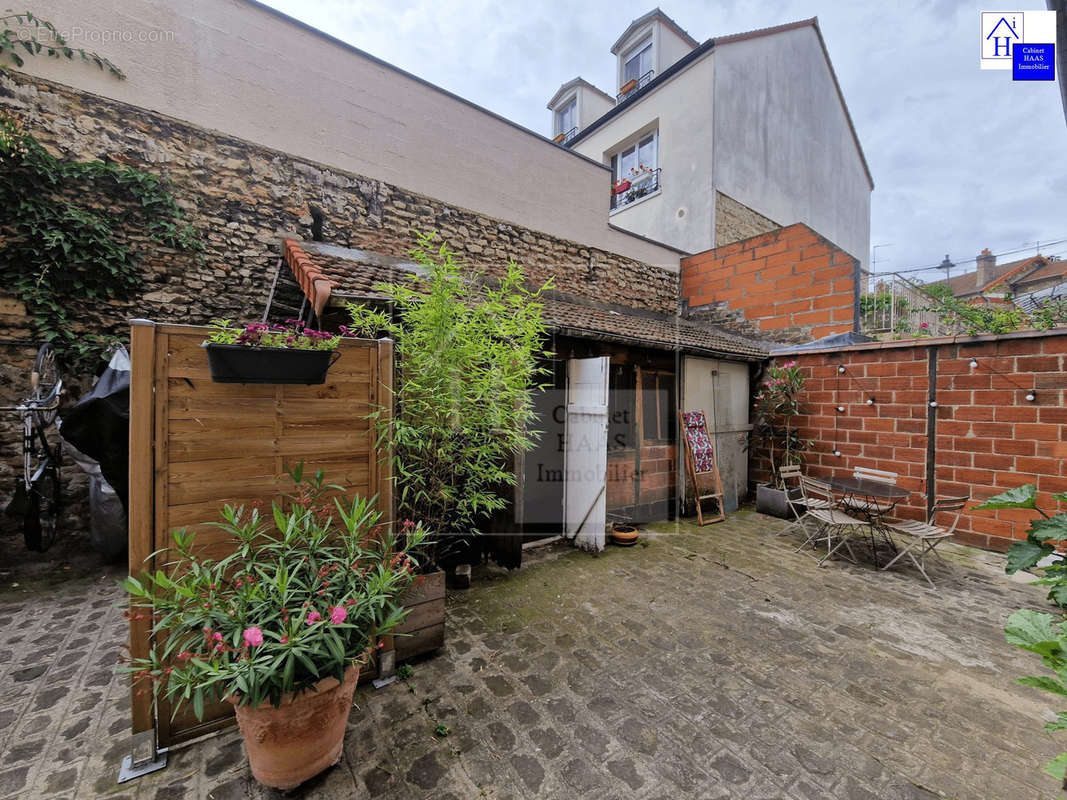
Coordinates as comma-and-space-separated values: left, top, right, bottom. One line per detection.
31, 343, 62, 426
23, 467, 61, 552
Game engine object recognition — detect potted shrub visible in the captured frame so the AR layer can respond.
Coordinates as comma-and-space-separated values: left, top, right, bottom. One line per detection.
346, 235, 550, 609
122, 466, 429, 790
749, 360, 812, 518
203, 319, 341, 384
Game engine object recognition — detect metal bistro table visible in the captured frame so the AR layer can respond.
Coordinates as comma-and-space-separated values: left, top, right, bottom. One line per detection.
826, 476, 911, 566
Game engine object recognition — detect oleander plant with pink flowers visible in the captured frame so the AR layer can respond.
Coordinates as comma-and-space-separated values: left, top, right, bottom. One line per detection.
121, 465, 429, 720
749, 359, 813, 490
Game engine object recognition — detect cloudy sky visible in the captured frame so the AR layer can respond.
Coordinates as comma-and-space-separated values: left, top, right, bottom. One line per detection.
261, 0, 1066, 281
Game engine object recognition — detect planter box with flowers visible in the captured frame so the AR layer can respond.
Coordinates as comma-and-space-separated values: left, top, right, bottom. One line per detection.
628, 164, 655, 187
203, 319, 341, 385
122, 466, 431, 790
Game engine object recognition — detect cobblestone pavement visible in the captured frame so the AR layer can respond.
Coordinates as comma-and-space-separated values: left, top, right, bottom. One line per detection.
0, 511, 1062, 799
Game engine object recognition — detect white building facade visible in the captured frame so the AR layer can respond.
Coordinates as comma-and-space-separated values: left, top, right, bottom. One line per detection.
546, 11, 873, 267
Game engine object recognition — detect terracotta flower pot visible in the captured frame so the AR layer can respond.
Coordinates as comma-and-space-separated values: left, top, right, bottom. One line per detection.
228, 663, 360, 790
610, 523, 639, 546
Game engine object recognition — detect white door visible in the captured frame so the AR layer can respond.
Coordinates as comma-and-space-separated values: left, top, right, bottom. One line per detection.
563, 357, 609, 552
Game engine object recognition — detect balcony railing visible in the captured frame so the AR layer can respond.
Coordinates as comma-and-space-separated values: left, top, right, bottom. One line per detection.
617, 70, 655, 103
611, 168, 661, 211
859, 274, 959, 337
553, 126, 579, 146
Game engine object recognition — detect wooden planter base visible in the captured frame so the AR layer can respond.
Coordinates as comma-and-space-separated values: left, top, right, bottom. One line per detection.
360, 570, 445, 682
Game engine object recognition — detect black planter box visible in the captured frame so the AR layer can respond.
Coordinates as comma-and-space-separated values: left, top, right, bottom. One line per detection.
204, 343, 339, 385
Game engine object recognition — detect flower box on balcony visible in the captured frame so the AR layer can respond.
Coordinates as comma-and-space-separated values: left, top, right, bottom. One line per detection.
553, 132, 566, 143
612, 179, 632, 195
629, 168, 654, 186
619, 78, 638, 95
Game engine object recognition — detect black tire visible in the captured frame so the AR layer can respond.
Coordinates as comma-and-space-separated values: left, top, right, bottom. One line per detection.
32, 343, 62, 426
23, 468, 60, 552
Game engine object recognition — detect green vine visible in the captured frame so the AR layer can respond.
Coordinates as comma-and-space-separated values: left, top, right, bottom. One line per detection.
0, 10, 124, 77
0, 110, 201, 371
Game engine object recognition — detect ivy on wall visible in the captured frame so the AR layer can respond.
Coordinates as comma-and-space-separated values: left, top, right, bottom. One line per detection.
0, 10, 124, 77
0, 110, 201, 370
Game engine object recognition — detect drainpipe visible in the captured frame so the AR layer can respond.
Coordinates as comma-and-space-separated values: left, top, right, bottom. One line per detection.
925, 346, 938, 520
852, 256, 862, 334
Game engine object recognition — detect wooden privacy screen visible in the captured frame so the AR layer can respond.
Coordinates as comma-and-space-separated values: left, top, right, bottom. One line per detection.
128, 322, 393, 747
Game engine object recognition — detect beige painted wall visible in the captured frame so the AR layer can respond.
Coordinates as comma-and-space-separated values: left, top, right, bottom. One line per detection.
573, 54, 717, 254
681, 356, 751, 511
6, 0, 681, 268
712, 27, 872, 269
579, 87, 614, 130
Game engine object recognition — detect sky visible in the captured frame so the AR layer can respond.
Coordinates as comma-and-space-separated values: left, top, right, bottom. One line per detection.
260, 0, 1067, 282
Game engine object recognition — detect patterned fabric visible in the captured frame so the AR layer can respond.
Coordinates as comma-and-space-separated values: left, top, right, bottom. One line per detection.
682, 411, 716, 473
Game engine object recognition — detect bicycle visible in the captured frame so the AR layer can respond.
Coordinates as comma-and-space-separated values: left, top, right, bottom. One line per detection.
3, 343, 64, 551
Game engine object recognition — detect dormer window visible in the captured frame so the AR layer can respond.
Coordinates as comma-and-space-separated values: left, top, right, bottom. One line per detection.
623, 39, 652, 86
555, 98, 577, 136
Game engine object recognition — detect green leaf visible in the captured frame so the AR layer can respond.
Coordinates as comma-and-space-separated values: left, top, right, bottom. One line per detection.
974, 484, 1037, 510
1005, 539, 1053, 574
1031, 515, 1067, 542
1045, 713, 1067, 734
1018, 676, 1067, 697
1005, 610, 1062, 655
1048, 583, 1067, 609
1045, 752, 1067, 781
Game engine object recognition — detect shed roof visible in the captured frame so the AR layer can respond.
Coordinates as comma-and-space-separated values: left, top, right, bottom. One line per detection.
282, 240, 767, 361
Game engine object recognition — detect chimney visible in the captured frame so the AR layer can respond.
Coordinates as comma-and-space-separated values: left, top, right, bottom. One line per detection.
976, 248, 996, 288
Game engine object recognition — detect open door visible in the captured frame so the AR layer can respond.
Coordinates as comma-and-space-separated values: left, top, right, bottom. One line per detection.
563, 357, 609, 551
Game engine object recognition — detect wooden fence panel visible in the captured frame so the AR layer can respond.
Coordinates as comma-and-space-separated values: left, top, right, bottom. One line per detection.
128, 322, 391, 747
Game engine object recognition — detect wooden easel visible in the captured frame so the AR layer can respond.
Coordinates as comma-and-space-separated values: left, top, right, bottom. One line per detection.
678, 410, 726, 525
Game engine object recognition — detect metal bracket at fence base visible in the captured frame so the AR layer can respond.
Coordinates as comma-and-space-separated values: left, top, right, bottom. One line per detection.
372, 648, 397, 689
117, 730, 168, 783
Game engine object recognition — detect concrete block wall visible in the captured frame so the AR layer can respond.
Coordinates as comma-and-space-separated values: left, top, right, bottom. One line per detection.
681, 223, 858, 343
753, 331, 1067, 551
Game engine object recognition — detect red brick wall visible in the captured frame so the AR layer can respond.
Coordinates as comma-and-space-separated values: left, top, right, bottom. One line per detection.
752, 331, 1067, 551
605, 445, 676, 516
680, 223, 857, 342
639, 444, 676, 508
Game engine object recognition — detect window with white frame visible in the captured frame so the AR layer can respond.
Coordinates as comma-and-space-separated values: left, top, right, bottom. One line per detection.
554, 97, 577, 136
623, 39, 652, 85
610, 131, 659, 208
611, 132, 658, 181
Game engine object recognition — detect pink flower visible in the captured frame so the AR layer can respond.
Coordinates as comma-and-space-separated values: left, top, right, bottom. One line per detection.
212, 632, 223, 642
280, 635, 288, 644
242, 627, 264, 647
330, 606, 347, 625
306, 610, 321, 625
782, 360, 796, 368
919, 322, 929, 329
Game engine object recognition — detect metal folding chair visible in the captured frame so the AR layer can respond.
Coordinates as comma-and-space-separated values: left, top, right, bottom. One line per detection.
794, 475, 868, 565
882, 496, 968, 588
776, 465, 833, 538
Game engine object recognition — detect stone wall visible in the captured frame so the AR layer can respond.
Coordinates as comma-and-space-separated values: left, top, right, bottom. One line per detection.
0, 71, 683, 524
713, 192, 780, 249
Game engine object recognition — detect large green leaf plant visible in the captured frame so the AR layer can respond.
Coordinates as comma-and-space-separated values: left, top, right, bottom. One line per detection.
977, 485, 1067, 784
